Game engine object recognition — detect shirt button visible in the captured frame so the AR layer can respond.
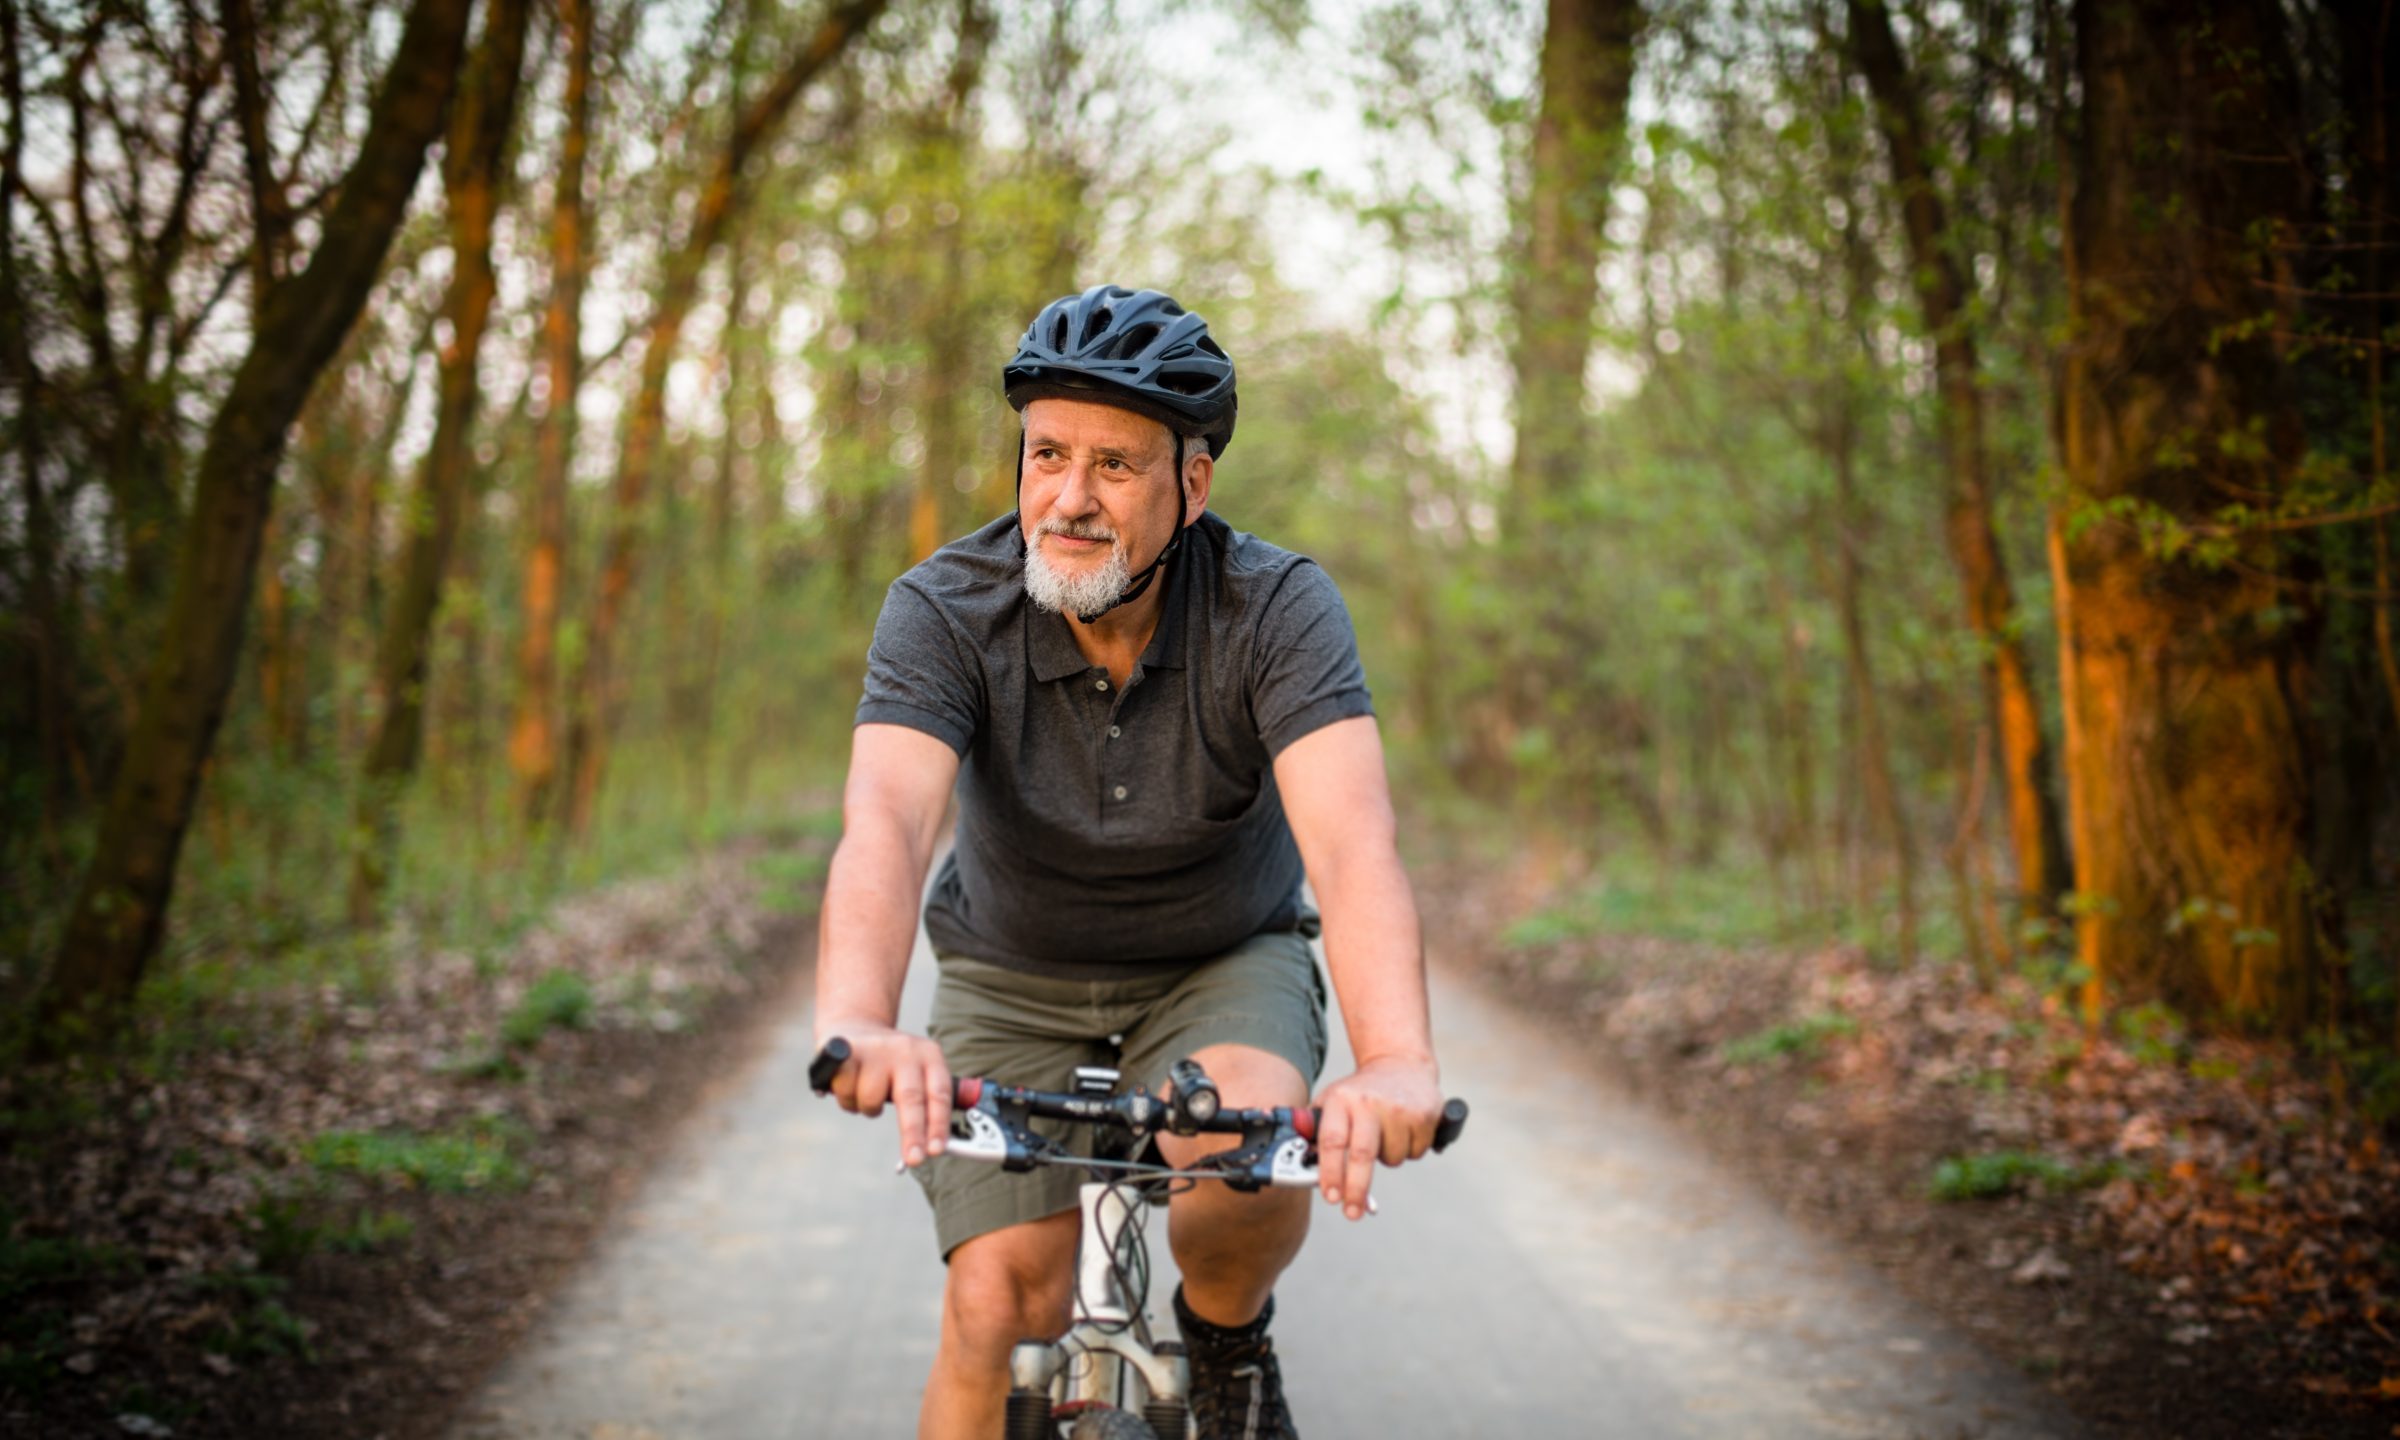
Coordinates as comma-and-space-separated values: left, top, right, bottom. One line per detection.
1108, 725, 1121, 738
1113, 785, 1128, 800
1095, 678, 1109, 691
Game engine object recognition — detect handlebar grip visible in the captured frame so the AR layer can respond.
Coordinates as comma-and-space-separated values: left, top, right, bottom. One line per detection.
808, 1037, 852, 1096
1432, 1098, 1469, 1153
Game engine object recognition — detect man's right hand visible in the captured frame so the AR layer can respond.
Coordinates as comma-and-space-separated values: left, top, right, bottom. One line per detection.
815, 1022, 953, 1169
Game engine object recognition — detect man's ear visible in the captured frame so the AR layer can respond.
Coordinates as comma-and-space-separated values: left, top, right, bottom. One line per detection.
1182, 450, 1214, 525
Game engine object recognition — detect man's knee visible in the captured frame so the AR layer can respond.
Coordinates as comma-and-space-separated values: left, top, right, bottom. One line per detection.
941, 1216, 1076, 1355
1158, 1043, 1307, 1169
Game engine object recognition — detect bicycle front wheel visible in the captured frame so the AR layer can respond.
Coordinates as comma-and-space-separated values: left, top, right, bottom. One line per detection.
1064, 1406, 1160, 1440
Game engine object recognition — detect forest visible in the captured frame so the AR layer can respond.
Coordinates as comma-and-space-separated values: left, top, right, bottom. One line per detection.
2, 0, 2396, 1433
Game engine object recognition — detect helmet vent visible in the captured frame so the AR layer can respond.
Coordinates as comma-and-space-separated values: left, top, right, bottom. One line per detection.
1112, 323, 1162, 359
1080, 306, 1115, 348
1049, 313, 1071, 351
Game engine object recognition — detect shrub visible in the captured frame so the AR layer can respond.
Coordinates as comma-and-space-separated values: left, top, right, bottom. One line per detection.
499, 970, 593, 1050
1721, 1011, 1858, 1066
1929, 1149, 2117, 1202
306, 1122, 527, 1193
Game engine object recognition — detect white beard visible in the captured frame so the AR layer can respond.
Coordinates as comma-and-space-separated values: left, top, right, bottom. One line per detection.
1024, 524, 1130, 617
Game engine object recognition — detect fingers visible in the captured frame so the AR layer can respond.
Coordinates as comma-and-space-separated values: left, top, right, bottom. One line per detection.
821, 1029, 951, 1170
1315, 1098, 1380, 1221
1339, 1108, 1379, 1221
888, 1042, 953, 1166
925, 1051, 952, 1159
893, 1066, 928, 1165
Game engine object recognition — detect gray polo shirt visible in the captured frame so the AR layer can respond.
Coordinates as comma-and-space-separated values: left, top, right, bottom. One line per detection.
856, 510, 1374, 979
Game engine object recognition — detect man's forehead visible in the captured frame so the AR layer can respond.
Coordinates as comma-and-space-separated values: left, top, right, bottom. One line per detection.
1022, 396, 1173, 454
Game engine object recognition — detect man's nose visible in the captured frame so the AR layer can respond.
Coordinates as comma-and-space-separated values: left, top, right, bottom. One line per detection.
1054, 459, 1099, 514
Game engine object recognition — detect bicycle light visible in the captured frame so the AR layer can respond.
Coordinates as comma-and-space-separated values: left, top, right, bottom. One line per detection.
1168, 1058, 1221, 1126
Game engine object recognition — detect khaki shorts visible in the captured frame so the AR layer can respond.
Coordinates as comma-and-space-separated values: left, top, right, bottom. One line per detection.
913, 929, 1329, 1260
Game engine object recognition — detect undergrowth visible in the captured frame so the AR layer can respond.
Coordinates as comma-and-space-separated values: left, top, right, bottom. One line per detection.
305, 1120, 530, 1194
1929, 1149, 2122, 1202
1721, 1010, 1858, 1065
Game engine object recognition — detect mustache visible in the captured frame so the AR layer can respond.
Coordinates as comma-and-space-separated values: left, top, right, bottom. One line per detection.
1038, 518, 1117, 542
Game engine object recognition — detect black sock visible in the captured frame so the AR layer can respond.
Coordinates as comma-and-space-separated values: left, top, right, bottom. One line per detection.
1174, 1284, 1274, 1344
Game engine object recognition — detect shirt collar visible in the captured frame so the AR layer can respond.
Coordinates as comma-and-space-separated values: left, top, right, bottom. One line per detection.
1023, 521, 1199, 682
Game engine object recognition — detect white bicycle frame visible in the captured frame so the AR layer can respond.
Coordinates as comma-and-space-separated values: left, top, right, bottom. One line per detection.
1006, 1179, 1189, 1418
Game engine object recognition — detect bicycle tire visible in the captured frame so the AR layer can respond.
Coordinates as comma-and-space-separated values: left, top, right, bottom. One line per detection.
1064, 1406, 1159, 1440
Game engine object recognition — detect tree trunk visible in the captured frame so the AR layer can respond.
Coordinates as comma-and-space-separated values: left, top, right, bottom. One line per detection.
349, 0, 532, 924
1509, 0, 1642, 525
1, 0, 78, 815
911, 0, 995, 565
507, 0, 596, 832
1845, 0, 2070, 916
37, 0, 477, 1037
1831, 421, 1919, 962
2054, 0, 2318, 1030
562, 0, 889, 838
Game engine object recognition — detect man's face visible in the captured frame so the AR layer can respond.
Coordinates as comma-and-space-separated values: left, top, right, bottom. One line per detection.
1018, 397, 1207, 617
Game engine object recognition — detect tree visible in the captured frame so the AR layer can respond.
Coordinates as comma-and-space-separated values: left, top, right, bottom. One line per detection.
560, 0, 891, 838
1509, 0, 1642, 525
2053, 0, 2321, 1029
350, 0, 534, 921
36, 0, 478, 1035
506, 0, 600, 830
1844, 0, 2069, 918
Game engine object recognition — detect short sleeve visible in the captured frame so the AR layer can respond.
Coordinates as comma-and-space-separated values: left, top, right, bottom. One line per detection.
1250, 562, 1374, 757
855, 577, 981, 753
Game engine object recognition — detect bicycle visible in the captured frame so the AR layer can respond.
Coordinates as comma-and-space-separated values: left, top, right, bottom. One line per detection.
809, 1037, 1467, 1439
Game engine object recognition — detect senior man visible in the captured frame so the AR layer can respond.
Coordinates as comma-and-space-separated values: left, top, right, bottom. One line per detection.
813, 284, 1444, 1440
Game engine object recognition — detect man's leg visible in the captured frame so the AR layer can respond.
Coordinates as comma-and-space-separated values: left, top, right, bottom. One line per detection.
1156, 1041, 1312, 1326
920, 1211, 1080, 1440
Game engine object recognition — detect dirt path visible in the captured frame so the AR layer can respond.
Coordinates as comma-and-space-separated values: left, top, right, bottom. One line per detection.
447, 932, 2083, 1438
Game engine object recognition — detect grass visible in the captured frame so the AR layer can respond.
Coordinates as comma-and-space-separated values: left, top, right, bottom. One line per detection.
328, 1208, 415, 1254
1721, 1010, 1858, 1065
305, 1120, 529, 1194
1929, 1148, 2120, 1202
751, 848, 830, 917
0, 1214, 139, 1394
193, 1268, 314, 1362
499, 969, 594, 1050
2113, 1000, 2185, 1065
1500, 849, 1793, 949
1950, 1066, 2013, 1094
4, 739, 842, 1051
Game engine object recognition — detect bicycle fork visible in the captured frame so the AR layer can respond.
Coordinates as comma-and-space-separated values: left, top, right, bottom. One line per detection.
1004, 1182, 1190, 1438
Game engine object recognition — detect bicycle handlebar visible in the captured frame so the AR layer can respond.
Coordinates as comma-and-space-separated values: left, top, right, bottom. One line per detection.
809, 1037, 1467, 1190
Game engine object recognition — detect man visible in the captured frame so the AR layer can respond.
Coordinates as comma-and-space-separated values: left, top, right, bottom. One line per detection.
814, 284, 1444, 1439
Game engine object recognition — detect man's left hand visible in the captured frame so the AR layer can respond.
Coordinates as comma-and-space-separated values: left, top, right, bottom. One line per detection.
1312, 1056, 1443, 1222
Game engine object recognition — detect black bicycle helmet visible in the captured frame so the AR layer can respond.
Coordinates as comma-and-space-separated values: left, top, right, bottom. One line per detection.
1003, 284, 1238, 459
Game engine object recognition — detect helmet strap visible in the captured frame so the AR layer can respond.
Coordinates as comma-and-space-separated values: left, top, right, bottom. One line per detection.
1074, 432, 1183, 625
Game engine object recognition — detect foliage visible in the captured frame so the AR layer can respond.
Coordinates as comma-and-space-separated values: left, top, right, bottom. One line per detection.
1721, 1010, 1858, 1065
195, 1267, 317, 1363
0, 1216, 136, 1393
306, 1121, 530, 1194
1504, 849, 1794, 948
751, 849, 831, 917
500, 971, 596, 1050
1927, 1149, 2118, 1202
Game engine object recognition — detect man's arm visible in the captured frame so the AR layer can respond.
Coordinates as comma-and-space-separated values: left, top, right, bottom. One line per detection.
815, 721, 962, 1168
1271, 714, 1443, 1221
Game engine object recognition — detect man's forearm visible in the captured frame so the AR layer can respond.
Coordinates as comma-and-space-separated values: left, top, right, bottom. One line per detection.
815, 810, 939, 1032
1315, 846, 1436, 1071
